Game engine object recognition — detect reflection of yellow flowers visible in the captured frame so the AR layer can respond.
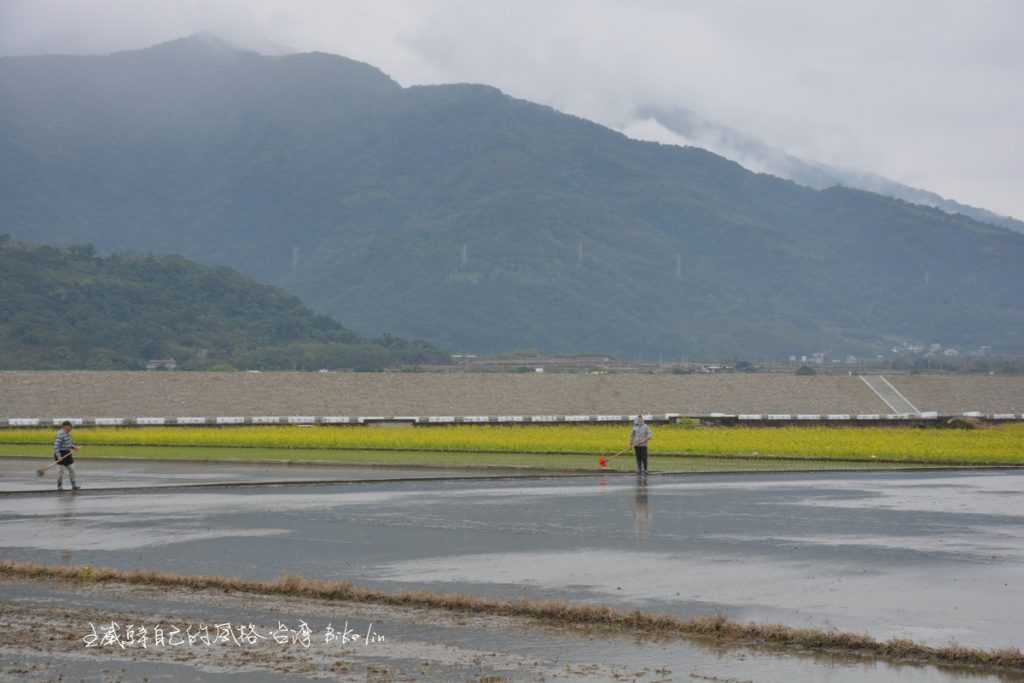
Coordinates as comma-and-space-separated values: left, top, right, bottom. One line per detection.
1, 424, 1022, 464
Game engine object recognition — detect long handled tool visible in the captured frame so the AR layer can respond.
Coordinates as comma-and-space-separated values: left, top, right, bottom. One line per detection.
36, 450, 75, 477
599, 448, 630, 469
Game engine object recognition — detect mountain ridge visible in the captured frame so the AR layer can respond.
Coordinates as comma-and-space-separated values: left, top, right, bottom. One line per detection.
2, 36, 1022, 358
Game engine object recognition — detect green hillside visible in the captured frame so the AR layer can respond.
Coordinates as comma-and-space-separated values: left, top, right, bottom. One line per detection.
0, 238, 446, 370
2, 35, 1023, 358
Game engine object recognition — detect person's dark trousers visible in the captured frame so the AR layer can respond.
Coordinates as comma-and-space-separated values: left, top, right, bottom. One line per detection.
634, 446, 648, 473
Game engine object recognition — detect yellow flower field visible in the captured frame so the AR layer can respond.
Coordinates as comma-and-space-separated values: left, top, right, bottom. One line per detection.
1, 423, 1022, 465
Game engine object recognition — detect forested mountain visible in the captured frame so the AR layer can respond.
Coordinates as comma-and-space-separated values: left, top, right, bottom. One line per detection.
2, 35, 1023, 358
0, 238, 446, 370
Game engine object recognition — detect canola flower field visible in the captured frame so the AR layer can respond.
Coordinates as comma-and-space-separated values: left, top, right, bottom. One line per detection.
0, 423, 1022, 465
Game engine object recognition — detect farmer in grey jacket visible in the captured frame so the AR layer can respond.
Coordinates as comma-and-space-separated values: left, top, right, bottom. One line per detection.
629, 414, 653, 474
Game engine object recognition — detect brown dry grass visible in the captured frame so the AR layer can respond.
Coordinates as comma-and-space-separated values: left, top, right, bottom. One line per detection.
2, 560, 1022, 673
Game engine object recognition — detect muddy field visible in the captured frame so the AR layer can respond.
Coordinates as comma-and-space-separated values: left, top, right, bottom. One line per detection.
1, 578, 629, 683
4, 371, 1019, 418
3, 576, 1015, 683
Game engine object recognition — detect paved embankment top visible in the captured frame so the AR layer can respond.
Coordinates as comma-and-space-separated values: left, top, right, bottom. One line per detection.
894, 376, 1024, 414
0, 371, 887, 417
1, 371, 1021, 419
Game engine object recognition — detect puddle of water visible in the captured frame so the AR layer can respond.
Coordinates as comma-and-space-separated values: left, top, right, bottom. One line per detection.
0, 520, 289, 551
371, 546, 1017, 645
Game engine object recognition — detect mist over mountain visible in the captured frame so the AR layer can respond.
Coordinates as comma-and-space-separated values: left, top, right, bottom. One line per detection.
625, 106, 1024, 235
2, 36, 1023, 359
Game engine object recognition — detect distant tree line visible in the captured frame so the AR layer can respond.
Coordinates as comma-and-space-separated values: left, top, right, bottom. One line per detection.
0, 238, 448, 371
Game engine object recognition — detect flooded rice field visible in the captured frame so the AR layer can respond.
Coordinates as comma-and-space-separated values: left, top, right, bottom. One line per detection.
0, 463, 1022, 680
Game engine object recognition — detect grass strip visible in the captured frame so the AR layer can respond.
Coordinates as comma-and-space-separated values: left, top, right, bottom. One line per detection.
2, 560, 1022, 673
1, 423, 1023, 464
0, 443, 926, 473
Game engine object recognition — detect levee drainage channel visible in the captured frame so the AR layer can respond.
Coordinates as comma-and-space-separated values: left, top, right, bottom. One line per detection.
0, 471, 625, 497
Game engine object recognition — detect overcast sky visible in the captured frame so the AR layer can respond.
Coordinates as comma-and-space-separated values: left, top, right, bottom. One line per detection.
2, 0, 1021, 218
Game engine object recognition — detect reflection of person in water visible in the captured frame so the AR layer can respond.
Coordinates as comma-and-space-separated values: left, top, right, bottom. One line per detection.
632, 478, 650, 542
58, 492, 78, 564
